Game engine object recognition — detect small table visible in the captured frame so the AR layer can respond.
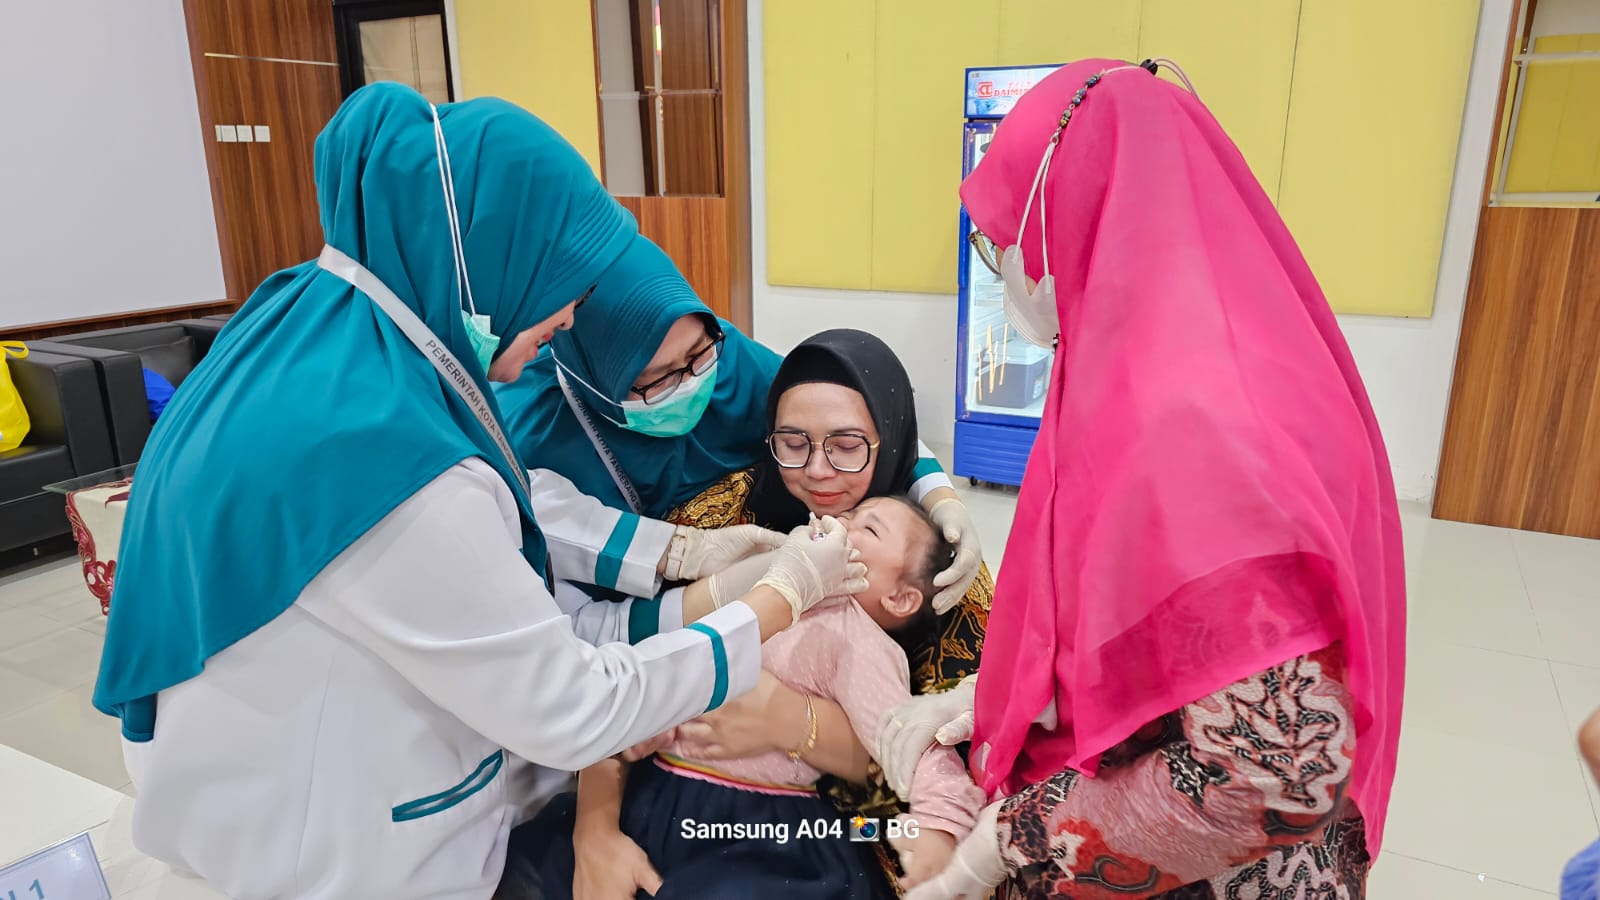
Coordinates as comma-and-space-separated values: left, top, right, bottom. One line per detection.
44, 464, 137, 617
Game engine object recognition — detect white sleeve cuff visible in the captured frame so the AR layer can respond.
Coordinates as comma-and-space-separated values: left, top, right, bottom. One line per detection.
613, 515, 674, 598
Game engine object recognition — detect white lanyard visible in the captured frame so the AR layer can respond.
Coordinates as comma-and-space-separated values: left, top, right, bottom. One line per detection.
555, 369, 643, 514
317, 245, 530, 500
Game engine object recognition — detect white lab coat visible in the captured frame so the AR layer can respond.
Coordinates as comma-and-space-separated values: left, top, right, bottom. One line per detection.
122, 458, 760, 900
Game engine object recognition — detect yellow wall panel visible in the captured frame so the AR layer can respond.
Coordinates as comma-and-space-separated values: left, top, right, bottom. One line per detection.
996, 1, 1140, 66
1136, 0, 1299, 201
764, 0, 877, 289
1277, 0, 1477, 317
453, 0, 602, 173
870, 0, 998, 293
1506, 34, 1600, 194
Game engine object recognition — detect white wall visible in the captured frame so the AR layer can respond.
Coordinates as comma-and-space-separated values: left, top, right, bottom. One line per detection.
1531, 0, 1600, 37
746, 0, 1512, 503
0, 1, 225, 328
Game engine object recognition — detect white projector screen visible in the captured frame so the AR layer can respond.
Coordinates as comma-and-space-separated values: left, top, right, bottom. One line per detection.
0, 1, 226, 329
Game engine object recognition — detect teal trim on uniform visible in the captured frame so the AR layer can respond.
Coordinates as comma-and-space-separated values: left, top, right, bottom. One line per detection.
595, 514, 640, 588
627, 598, 661, 645
686, 622, 728, 712
912, 455, 944, 480
391, 750, 505, 822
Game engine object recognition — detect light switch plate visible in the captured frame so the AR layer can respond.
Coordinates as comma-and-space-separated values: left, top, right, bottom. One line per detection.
236, 124, 254, 143
254, 125, 271, 143
218, 125, 238, 143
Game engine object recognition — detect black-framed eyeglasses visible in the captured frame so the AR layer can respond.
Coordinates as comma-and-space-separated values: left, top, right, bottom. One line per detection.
631, 329, 725, 404
968, 229, 1002, 276
768, 430, 880, 474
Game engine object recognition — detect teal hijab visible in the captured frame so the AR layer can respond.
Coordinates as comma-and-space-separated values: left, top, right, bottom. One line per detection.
495, 237, 780, 519
94, 83, 640, 740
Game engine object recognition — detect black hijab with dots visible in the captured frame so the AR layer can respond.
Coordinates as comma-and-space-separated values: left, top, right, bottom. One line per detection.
747, 329, 920, 529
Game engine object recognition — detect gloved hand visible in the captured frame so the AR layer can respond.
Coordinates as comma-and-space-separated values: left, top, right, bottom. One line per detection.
664, 524, 787, 582
753, 516, 866, 623
705, 552, 781, 611
877, 674, 977, 799
902, 801, 1007, 900
927, 498, 982, 614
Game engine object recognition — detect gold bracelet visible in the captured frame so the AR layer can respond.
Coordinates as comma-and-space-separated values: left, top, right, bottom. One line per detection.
787, 694, 818, 762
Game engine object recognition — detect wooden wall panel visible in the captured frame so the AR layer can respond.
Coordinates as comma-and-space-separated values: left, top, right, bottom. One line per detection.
612, 0, 750, 331
719, 0, 751, 333
186, 0, 341, 300
205, 56, 341, 296
194, 0, 338, 62
1434, 207, 1600, 537
617, 196, 731, 321
0, 302, 237, 343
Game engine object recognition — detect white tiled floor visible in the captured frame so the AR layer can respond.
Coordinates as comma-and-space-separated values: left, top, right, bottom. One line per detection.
0, 494, 1596, 897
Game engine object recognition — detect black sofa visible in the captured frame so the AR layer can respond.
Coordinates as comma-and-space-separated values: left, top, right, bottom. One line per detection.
32, 317, 228, 466
0, 350, 116, 555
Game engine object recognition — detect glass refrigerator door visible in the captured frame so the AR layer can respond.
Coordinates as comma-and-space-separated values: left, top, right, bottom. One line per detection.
959, 122, 1053, 424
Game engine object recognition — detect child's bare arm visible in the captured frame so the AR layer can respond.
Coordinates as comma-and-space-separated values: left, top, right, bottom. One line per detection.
575, 758, 627, 836
1581, 707, 1600, 785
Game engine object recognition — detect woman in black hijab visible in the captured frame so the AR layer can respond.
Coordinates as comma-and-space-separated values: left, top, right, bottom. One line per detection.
747, 329, 923, 529
660, 329, 994, 891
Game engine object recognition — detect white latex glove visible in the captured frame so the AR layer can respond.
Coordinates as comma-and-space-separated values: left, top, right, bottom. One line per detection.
877, 674, 977, 800
902, 801, 1007, 900
753, 516, 866, 623
927, 498, 982, 614
664, 524, 787, 582
705, 552, 782, 611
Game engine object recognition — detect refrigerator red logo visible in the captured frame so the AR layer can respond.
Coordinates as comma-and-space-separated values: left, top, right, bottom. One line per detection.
975, 80, 1034, 100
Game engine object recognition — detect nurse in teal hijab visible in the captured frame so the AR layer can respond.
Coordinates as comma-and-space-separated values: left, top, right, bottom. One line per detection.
495, 236, 781, 520
89, 84, 853, 899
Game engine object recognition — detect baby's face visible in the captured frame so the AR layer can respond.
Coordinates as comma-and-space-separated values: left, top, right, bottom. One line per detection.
836, 497, 928, 630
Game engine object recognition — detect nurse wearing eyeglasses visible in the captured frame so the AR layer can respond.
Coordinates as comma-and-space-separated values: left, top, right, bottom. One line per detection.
494, 239, 986, 623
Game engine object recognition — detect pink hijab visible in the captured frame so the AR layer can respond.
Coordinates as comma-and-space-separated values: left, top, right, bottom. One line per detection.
962, 60, 1405, 853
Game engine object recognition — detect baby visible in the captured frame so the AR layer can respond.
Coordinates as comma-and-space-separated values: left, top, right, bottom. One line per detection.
504, 496, 983, 899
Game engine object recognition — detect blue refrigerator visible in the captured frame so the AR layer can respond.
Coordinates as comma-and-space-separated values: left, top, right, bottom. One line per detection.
954, 64, 1061, 487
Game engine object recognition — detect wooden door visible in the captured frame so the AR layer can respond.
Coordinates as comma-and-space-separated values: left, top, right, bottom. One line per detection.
592, 0, 751, 329
184, 0, 342, 301
1434, 208, 1600, 536
1432, 0, 1600, 537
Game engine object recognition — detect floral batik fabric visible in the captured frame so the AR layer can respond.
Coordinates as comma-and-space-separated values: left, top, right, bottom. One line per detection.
996, 645, 1369, 900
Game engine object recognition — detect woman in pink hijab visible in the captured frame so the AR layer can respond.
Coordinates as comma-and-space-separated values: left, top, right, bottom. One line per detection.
874, 59, 1405, 899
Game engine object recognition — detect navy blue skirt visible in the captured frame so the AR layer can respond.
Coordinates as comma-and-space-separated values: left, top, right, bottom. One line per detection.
499, 758, 893, 900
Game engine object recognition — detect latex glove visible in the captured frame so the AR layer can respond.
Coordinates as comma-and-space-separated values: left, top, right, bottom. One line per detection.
673, 671, 797, 759
664, 524, 787, 582
878, 674, 977, 800
754, 516, 866, 623
572, 823, 662, 900
902, 801, 1006, 900
927, 498, 982, 614
705, 552, 781, 611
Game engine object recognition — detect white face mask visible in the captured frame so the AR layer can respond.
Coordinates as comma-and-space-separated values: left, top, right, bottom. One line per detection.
993, 60, 1198, 350
998, 138, 1061, 350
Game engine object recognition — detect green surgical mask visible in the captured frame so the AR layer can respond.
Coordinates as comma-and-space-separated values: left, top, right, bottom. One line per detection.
461, 310, 500, 373
553, 352, 718, 438
617, 360, 718, 437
